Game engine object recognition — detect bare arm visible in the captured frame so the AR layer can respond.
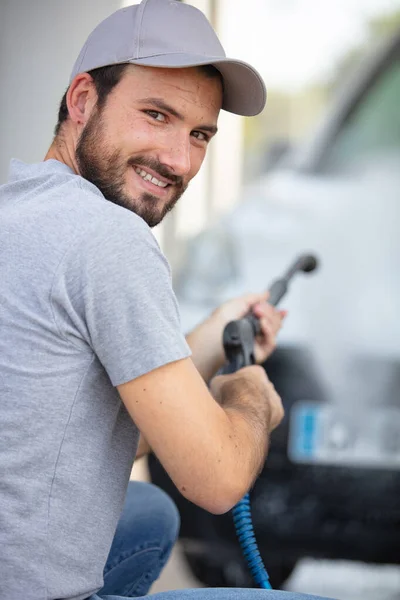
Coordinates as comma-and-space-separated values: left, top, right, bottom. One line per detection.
186, 292, 286, 382
185, 315, 225, 382
118, 357, 283, 514
134, 293, 285, 460
134, 317, 224, 459
133, 293, 286, 463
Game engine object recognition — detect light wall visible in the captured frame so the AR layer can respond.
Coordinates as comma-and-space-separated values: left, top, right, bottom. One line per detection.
0, 0, 123, 183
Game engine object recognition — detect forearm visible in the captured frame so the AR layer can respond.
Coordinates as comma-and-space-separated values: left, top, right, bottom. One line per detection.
188, 396, 271, 509
218, 379, 271, 485
119, 357, 280, 513
135, 379, 270, 501
185, 314, 226, 382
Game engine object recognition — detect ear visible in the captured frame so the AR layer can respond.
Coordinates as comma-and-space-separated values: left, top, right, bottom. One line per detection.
66, 73, 98, 127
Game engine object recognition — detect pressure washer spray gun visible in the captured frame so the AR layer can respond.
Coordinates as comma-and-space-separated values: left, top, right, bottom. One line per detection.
221, 253, 318, 589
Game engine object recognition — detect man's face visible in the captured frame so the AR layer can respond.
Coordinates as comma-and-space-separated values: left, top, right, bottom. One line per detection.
76, 65, 222, 227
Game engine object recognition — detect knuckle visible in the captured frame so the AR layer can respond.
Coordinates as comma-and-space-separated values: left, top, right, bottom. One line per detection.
266, 381, 275, 393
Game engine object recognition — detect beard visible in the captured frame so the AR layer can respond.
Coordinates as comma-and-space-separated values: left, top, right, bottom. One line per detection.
76, 109, 187, 227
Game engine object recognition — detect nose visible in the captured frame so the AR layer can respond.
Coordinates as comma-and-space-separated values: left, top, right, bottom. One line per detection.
158, 132, 191, 178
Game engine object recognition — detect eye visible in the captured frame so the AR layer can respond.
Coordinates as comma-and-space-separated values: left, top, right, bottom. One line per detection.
145, 110, 166, 122
192, 131, 210, 142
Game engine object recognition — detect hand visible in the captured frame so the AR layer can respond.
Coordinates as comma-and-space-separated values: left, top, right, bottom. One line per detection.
211, 292, 287, 364
210, 364, 284, 432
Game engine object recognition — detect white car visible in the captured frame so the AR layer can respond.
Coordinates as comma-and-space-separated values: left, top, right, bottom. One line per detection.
176, 27, 400, 468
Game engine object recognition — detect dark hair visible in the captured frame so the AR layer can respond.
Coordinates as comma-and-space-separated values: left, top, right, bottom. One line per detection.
54, 63, 223, 136
54, 64, 129, 136
199, 64, 223, 82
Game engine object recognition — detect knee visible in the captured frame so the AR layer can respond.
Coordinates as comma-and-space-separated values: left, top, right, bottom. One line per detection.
124, 481, 180, 554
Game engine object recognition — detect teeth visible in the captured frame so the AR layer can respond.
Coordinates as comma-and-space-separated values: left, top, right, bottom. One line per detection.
135, 167, 168, 188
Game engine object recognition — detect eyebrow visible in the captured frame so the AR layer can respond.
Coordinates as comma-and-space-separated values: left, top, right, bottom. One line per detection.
138, 97, 218, 135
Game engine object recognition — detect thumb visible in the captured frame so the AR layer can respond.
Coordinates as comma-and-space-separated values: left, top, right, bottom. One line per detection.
246, 291, 270, 309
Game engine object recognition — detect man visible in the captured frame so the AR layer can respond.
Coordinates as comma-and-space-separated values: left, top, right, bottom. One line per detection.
0, 1, 335, 599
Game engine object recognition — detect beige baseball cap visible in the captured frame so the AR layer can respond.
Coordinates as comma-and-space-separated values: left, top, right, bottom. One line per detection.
70, 0, 266, 116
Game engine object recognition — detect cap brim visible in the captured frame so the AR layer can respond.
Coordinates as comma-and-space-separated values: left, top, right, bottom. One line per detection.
127, 54, 266, 117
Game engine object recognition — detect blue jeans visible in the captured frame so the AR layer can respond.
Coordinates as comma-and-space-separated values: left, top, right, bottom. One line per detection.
90, 481, 335, 600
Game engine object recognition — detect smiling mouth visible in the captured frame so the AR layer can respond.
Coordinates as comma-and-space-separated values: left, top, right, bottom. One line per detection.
134, 166, 171, 189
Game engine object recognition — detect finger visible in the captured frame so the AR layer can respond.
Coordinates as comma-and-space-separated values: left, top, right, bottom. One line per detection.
257, 316, 273, 338
255, 336, 276, 362
268, 308, 286, 330
257, 318, 277, 346
270, 312, 285, 335
241, 291, 270, 310
257, 313, 283, 343
254, 323, 278, 363
254, 307, 283, 334
252, 301, 283, 320
256, 316, 269, 337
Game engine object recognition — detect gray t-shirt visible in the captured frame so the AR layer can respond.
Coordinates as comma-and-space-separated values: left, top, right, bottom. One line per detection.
0, 159, 191, 600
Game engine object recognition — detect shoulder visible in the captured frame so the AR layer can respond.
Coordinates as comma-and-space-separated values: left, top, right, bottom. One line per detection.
61, 176, 163, 258
84, 201, 163, 262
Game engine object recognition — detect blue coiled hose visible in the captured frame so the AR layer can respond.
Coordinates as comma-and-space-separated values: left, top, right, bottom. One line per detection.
232, 493, 272, 589
223, 255, 318, 589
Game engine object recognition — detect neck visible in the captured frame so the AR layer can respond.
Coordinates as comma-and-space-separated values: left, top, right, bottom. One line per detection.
44, 129, 80, 175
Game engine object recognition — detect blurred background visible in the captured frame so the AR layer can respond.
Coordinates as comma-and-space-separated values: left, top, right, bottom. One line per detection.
1, 0, 400, 598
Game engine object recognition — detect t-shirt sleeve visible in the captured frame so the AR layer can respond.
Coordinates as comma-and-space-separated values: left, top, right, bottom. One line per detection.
51, 212, 191, 386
